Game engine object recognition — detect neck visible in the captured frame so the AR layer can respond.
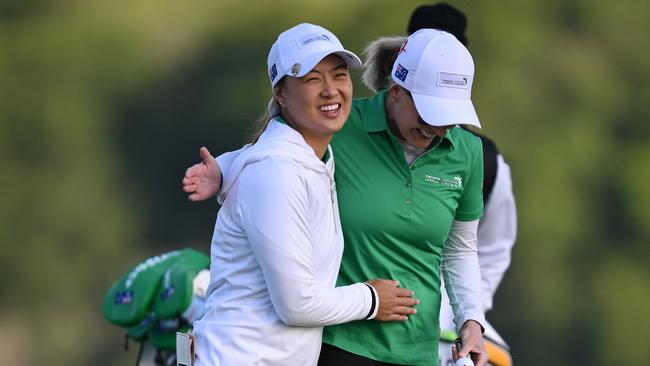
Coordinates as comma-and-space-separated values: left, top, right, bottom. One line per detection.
302, 136, 331, 160
279, 113, 332, 160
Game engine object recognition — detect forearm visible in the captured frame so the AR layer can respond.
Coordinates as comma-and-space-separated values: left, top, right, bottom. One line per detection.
442, 219, 485, 332
269, 281, 376, 327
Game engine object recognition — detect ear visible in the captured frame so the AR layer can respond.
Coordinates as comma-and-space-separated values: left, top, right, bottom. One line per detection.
388, 84, 402, 102
273, 86, 286, 108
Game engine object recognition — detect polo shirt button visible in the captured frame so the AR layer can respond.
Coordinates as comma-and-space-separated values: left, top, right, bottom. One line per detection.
405, 199, 411, 205
406, 182, 411, 187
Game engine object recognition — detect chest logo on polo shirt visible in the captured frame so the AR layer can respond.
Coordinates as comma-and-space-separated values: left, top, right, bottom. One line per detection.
424, 175, 462, 190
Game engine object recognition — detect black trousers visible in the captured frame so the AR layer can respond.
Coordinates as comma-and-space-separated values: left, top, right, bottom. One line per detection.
318, 343, 408, 366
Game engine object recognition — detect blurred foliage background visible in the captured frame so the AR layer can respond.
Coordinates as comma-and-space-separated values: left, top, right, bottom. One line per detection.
1, 0, 649, 365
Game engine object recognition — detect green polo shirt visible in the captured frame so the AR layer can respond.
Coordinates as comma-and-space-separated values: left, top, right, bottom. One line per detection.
322, 91, 484, 365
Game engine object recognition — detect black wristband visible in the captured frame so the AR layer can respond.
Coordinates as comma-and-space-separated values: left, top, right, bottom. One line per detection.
363, 283, 377, 319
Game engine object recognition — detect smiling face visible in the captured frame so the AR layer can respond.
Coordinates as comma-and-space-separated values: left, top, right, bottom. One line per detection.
386, 86, 453, 149
274, 54, 352, 156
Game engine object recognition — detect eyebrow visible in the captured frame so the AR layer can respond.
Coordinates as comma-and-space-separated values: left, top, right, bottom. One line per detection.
307, 63, 349, 75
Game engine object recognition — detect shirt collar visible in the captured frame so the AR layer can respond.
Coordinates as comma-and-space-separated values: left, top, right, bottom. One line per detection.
361, 90, 455, 149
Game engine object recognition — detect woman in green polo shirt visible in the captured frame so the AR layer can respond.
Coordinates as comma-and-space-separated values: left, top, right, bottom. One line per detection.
184, 29, 488, 366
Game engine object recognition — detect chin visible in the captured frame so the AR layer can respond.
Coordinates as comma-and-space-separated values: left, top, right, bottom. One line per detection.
411, 140, 432, 149
328, 117, 347, 132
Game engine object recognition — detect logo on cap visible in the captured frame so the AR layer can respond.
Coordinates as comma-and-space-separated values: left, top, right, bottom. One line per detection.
437, 72, 470, 89
394, 63, 409, 82
297, 33, 332, 48
114, 290, 133, 305
269, 63, 277, 81
161, 285, 176, 301
291, 63, 301, 76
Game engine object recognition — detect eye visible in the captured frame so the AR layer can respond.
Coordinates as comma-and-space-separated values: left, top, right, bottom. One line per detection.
306, 76, 321, 83
334, 71, 350, 79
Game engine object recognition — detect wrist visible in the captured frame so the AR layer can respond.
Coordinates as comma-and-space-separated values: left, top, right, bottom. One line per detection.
461, 319, 484, 334
362, 283, 378, 320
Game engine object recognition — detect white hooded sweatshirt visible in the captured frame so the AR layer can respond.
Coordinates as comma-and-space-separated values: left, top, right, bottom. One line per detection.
193, 120, 376, 366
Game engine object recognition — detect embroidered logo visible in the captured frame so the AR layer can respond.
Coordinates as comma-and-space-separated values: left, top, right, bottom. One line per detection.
114, 290, 133, 305
297, 33, 332, 48
437, 72, 470, 89
424, 175, 463, 190
125, 251, 180, 288
269, 63, 277, 81
394, 63, 409, 82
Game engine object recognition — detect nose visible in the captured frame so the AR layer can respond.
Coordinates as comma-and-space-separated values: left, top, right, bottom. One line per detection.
320, 78, 339, 98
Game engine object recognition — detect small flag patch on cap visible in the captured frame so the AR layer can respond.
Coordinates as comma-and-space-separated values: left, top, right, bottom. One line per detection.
394, 64, 409, 82
269, 63, 278, 81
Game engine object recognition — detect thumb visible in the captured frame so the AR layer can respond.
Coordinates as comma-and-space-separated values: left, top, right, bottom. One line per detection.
199, 147, 215, 165
459, 343, 473, 359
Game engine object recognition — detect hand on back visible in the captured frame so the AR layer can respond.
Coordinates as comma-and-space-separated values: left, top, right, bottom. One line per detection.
182, 147, 221, 202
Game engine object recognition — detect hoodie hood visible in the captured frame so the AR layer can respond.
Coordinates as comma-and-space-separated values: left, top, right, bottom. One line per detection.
219, 119, 333, 201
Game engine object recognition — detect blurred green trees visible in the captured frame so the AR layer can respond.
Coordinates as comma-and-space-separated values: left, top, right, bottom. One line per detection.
1, 0, 648, 365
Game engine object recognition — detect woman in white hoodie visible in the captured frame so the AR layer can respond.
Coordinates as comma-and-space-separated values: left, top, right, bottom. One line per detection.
185, 29, 490, 366
191, 23, 418, 366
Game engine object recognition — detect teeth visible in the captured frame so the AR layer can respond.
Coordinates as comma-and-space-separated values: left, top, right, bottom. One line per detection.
418, 128, 433, 138
318, 103, 340, 112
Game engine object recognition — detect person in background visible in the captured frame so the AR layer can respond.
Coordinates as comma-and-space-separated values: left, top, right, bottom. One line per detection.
184, 29, 489, 365
409, 3, 517, 364
191, 23, 418, 366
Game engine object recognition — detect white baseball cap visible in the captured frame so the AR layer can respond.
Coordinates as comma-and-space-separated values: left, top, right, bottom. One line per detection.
391, 29, 480, 128
267, 23, 362, 88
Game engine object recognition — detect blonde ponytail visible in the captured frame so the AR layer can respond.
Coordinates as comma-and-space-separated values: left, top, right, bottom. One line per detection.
361, 36, 407, 92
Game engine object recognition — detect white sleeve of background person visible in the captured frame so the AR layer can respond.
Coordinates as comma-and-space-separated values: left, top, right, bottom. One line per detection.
477, 154, 517, 312
237, 160, 373, 326
442, 219, 486, 332
215, 145, 250, 204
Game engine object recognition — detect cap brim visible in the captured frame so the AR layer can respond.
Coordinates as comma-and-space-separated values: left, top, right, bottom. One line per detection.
412, 93, 481, 128
290, 49, 362, 79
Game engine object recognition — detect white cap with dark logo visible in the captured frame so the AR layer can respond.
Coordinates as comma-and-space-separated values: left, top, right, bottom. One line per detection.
391, 29, 480, 128
267, 23, 362, 88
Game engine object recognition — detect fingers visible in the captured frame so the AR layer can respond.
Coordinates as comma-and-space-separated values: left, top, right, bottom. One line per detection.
385, 314, 409, 321
393, 287, 415, 297
398, 297, 419, 307
391, 305, 417, 315
468, 343, 489, 366
474, 351, 489, 366
459, 344, 471, 358
199, 147, 214, 165
367, 278, 399, 287
184, 164, 203, 179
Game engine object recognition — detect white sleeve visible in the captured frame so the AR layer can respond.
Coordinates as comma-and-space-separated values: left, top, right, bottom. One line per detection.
216, 145, 250, 204
477, 154, 517, 312
237, 160, 374, 326
442, 219, 486, 332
